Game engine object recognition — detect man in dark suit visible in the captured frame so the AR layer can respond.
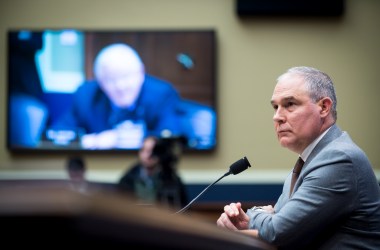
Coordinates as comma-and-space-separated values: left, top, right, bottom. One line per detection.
52, 43, 181, 149
217, 66, 380, 249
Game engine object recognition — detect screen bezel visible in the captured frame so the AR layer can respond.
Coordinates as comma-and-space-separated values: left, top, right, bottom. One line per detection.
6, 28, 218, 154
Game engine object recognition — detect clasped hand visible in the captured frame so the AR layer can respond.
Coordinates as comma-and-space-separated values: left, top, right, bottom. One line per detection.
216, 202, 274, 238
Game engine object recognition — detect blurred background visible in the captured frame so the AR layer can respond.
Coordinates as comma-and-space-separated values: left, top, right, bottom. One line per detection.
0, 0, 379, 192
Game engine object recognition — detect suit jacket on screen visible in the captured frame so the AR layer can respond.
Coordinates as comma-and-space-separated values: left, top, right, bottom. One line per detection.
53, 75, 182, 137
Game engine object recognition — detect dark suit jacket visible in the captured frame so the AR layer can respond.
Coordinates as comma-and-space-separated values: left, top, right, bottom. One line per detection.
248, 124, 380, 249
53, 75, 181, 137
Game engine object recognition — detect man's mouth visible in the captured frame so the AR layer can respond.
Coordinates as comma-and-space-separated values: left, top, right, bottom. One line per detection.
277, 130, 290, 135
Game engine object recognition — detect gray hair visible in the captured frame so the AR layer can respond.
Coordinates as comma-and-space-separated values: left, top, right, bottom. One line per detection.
93, 43, 144, 79
278, 66, 337, 121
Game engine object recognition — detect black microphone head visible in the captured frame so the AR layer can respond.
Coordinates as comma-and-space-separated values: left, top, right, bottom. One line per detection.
229, 156, 251, 175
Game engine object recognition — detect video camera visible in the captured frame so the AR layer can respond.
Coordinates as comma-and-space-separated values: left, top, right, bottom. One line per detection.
151, 135, 188, 207
152, 135, 187, 169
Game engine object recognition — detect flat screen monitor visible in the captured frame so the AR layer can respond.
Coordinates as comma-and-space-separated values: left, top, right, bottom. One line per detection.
7, 29, 217, 152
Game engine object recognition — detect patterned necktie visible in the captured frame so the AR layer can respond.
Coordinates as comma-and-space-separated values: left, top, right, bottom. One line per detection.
289, 157, 304, 197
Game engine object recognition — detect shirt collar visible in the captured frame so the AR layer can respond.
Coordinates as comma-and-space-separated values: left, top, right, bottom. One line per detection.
300, 126, 332, 161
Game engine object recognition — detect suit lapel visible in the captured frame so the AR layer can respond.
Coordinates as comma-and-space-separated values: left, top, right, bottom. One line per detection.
304, 124, 343, 166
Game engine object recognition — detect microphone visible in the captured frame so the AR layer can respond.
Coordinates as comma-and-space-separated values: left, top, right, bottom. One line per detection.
175, 156, 251, 214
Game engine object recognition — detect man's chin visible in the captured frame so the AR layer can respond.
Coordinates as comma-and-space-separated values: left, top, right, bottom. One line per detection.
279, 138, 292, 148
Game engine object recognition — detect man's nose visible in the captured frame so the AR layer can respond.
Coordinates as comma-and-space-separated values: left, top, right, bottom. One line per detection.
273, 107, 285, 123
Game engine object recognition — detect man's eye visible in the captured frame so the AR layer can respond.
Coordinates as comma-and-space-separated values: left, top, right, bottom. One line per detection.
285, 102, 294, 108
272, 105, 278, 110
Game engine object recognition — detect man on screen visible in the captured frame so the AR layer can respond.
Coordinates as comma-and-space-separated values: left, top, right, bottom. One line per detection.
52, 43, 181, 149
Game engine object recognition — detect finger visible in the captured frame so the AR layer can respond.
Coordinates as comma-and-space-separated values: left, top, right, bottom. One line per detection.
234, 202, 244, 214
217, 213, 235, 230
223, 204, 230, 212
222, 213, 238, 230
216, 216, 226, 228
230, 203, 241, 216
224, 204, 237, 216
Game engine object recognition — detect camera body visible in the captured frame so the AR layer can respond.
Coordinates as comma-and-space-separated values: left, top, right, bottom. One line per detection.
152, 136, 187, 170
151, 136, 188, 208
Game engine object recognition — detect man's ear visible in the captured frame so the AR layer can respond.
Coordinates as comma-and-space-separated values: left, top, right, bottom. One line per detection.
318, 97, 333, 118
